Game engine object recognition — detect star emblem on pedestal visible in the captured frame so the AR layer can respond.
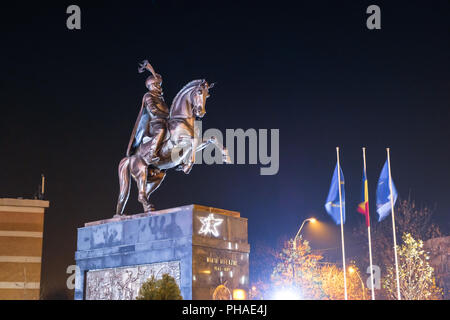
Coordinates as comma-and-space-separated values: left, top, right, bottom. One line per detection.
198, 214, 223, 237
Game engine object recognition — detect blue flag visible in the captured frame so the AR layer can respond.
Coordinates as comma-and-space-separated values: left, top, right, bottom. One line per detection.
376, 160, 398, 221
325, 164, 345, 225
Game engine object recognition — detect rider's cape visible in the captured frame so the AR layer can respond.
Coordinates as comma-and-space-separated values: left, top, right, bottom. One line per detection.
126, 100, 149, 157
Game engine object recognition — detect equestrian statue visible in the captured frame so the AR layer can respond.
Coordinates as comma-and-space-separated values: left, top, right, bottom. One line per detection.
115, 60, 230, 216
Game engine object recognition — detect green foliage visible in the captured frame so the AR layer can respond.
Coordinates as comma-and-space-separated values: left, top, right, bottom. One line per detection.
354, 197, 442, 299
383, 233, 443, 300
136, 273, 183, 300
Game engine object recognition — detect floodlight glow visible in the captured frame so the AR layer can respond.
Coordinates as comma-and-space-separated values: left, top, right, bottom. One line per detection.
309, 218, 317, 223
233, 289, 246, 300
273, 288, 301, 300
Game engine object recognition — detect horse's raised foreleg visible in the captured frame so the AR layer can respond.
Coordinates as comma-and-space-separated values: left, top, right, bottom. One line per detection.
195, 139, 212, 153
195, 136, 231, 163
173, 136, 196, 174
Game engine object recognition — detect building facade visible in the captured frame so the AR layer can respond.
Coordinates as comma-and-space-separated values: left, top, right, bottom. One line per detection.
0, 198, 49, 299
424, 236, 450, 299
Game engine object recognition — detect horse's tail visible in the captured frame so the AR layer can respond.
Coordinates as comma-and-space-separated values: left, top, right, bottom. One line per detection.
116, 157, 131, 215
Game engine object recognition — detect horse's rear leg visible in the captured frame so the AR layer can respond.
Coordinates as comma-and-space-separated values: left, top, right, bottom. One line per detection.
130, 156, 153, 212
145, 170, 167, 210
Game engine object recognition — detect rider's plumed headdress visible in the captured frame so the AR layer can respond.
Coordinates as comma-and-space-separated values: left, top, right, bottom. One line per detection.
138, 60, 162, 89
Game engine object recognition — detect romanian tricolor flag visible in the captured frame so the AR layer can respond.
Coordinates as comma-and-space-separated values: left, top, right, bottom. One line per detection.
357, 170, 370, 227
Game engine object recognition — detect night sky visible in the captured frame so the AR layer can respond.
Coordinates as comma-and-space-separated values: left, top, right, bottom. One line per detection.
1, 1, 449, 297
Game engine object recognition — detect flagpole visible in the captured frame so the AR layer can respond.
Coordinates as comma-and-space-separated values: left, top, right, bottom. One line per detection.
387, 148, 401, 300
363, 147, 375, 300
336, 147, 348, 300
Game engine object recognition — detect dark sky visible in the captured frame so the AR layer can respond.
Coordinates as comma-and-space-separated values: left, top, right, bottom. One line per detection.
1, 1, 449, 297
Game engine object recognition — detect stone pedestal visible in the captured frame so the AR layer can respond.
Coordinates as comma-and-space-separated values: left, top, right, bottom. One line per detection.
75, 204, 250, 300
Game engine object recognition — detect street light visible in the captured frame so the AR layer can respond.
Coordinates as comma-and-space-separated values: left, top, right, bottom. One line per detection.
292, 218, 317, 288
348, 266, 366, 300
293, 218, 316, 250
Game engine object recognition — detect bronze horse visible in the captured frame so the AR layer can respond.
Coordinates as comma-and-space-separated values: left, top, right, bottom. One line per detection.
116, 79, 230, 215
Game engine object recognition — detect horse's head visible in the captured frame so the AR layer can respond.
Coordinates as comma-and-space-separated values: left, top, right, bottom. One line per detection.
191, 80, 215, 119
170, 79, 215, 120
